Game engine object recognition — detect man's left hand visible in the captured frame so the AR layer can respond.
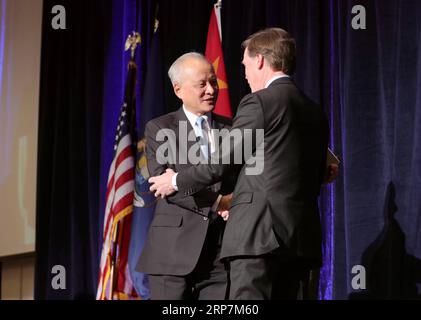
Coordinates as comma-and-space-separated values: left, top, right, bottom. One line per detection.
218, 210, 229, 221
149, 168, 177, 198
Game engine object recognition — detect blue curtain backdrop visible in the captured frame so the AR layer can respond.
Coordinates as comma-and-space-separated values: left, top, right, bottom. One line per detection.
325, 0, 421, 299
35, 0, 421, 299
35, 0, 112, 299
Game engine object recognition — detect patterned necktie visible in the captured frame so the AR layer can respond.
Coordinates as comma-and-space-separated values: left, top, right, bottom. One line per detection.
195, 116, 210, 160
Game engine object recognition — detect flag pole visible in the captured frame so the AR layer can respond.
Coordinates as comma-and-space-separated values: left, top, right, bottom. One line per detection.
206, 0, 232, 117
214, 0, 222, 40
110, 221, 121, 299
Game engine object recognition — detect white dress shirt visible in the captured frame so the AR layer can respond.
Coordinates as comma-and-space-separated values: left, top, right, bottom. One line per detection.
171, 106, 221, 212
265, 74, 289, 88
182, 105, 216, 154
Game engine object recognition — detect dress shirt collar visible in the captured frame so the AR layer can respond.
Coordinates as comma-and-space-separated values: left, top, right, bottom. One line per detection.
265, 74, 289, 88
182, 105, 212, 128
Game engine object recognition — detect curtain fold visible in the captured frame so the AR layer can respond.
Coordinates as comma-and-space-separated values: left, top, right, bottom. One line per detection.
36, 0, 112, 299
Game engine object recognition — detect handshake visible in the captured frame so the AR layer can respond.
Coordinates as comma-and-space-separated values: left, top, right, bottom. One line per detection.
149, 152, 341, 223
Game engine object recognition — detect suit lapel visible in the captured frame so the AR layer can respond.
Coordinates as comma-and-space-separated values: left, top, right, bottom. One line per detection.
172, 107, 201, 167
209, 113, 232, 192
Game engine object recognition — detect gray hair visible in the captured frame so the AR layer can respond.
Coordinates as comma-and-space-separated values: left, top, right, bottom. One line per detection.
168, 52, 209, 85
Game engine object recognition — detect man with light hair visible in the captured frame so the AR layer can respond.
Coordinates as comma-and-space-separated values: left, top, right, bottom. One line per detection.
136, 52, 235, 300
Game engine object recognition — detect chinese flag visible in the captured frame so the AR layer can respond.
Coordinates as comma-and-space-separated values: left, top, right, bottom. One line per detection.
205, 6, 232, 118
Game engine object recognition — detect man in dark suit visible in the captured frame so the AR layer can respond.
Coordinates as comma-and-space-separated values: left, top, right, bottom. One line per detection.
149, 28, 329, 299
136, 52, 234, 300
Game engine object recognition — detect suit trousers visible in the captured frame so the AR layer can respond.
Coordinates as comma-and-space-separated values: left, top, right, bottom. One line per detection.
148, 217, 228, 300
226, 254, 310, 300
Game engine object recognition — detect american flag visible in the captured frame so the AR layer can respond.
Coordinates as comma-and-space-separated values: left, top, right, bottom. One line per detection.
96, 62, 139, 300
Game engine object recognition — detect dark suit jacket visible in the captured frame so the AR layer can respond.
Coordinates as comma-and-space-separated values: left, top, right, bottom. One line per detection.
136, 107, 234, 276
177, 78, 329, 267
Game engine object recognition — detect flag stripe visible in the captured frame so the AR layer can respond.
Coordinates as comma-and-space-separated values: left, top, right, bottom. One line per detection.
115, 156, 134, 185
113, 193, 135, 221
113, 180, 134, 211
115, 167, 135, 191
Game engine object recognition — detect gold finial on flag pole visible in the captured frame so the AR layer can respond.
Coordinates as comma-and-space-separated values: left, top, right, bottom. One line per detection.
125, 31, 141, 59
153, 4, 160, 33
214, 0, 223, 40
154, 19, 159, 33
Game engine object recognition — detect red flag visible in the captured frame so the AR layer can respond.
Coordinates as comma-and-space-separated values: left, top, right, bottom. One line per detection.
205, 4, 232, 118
